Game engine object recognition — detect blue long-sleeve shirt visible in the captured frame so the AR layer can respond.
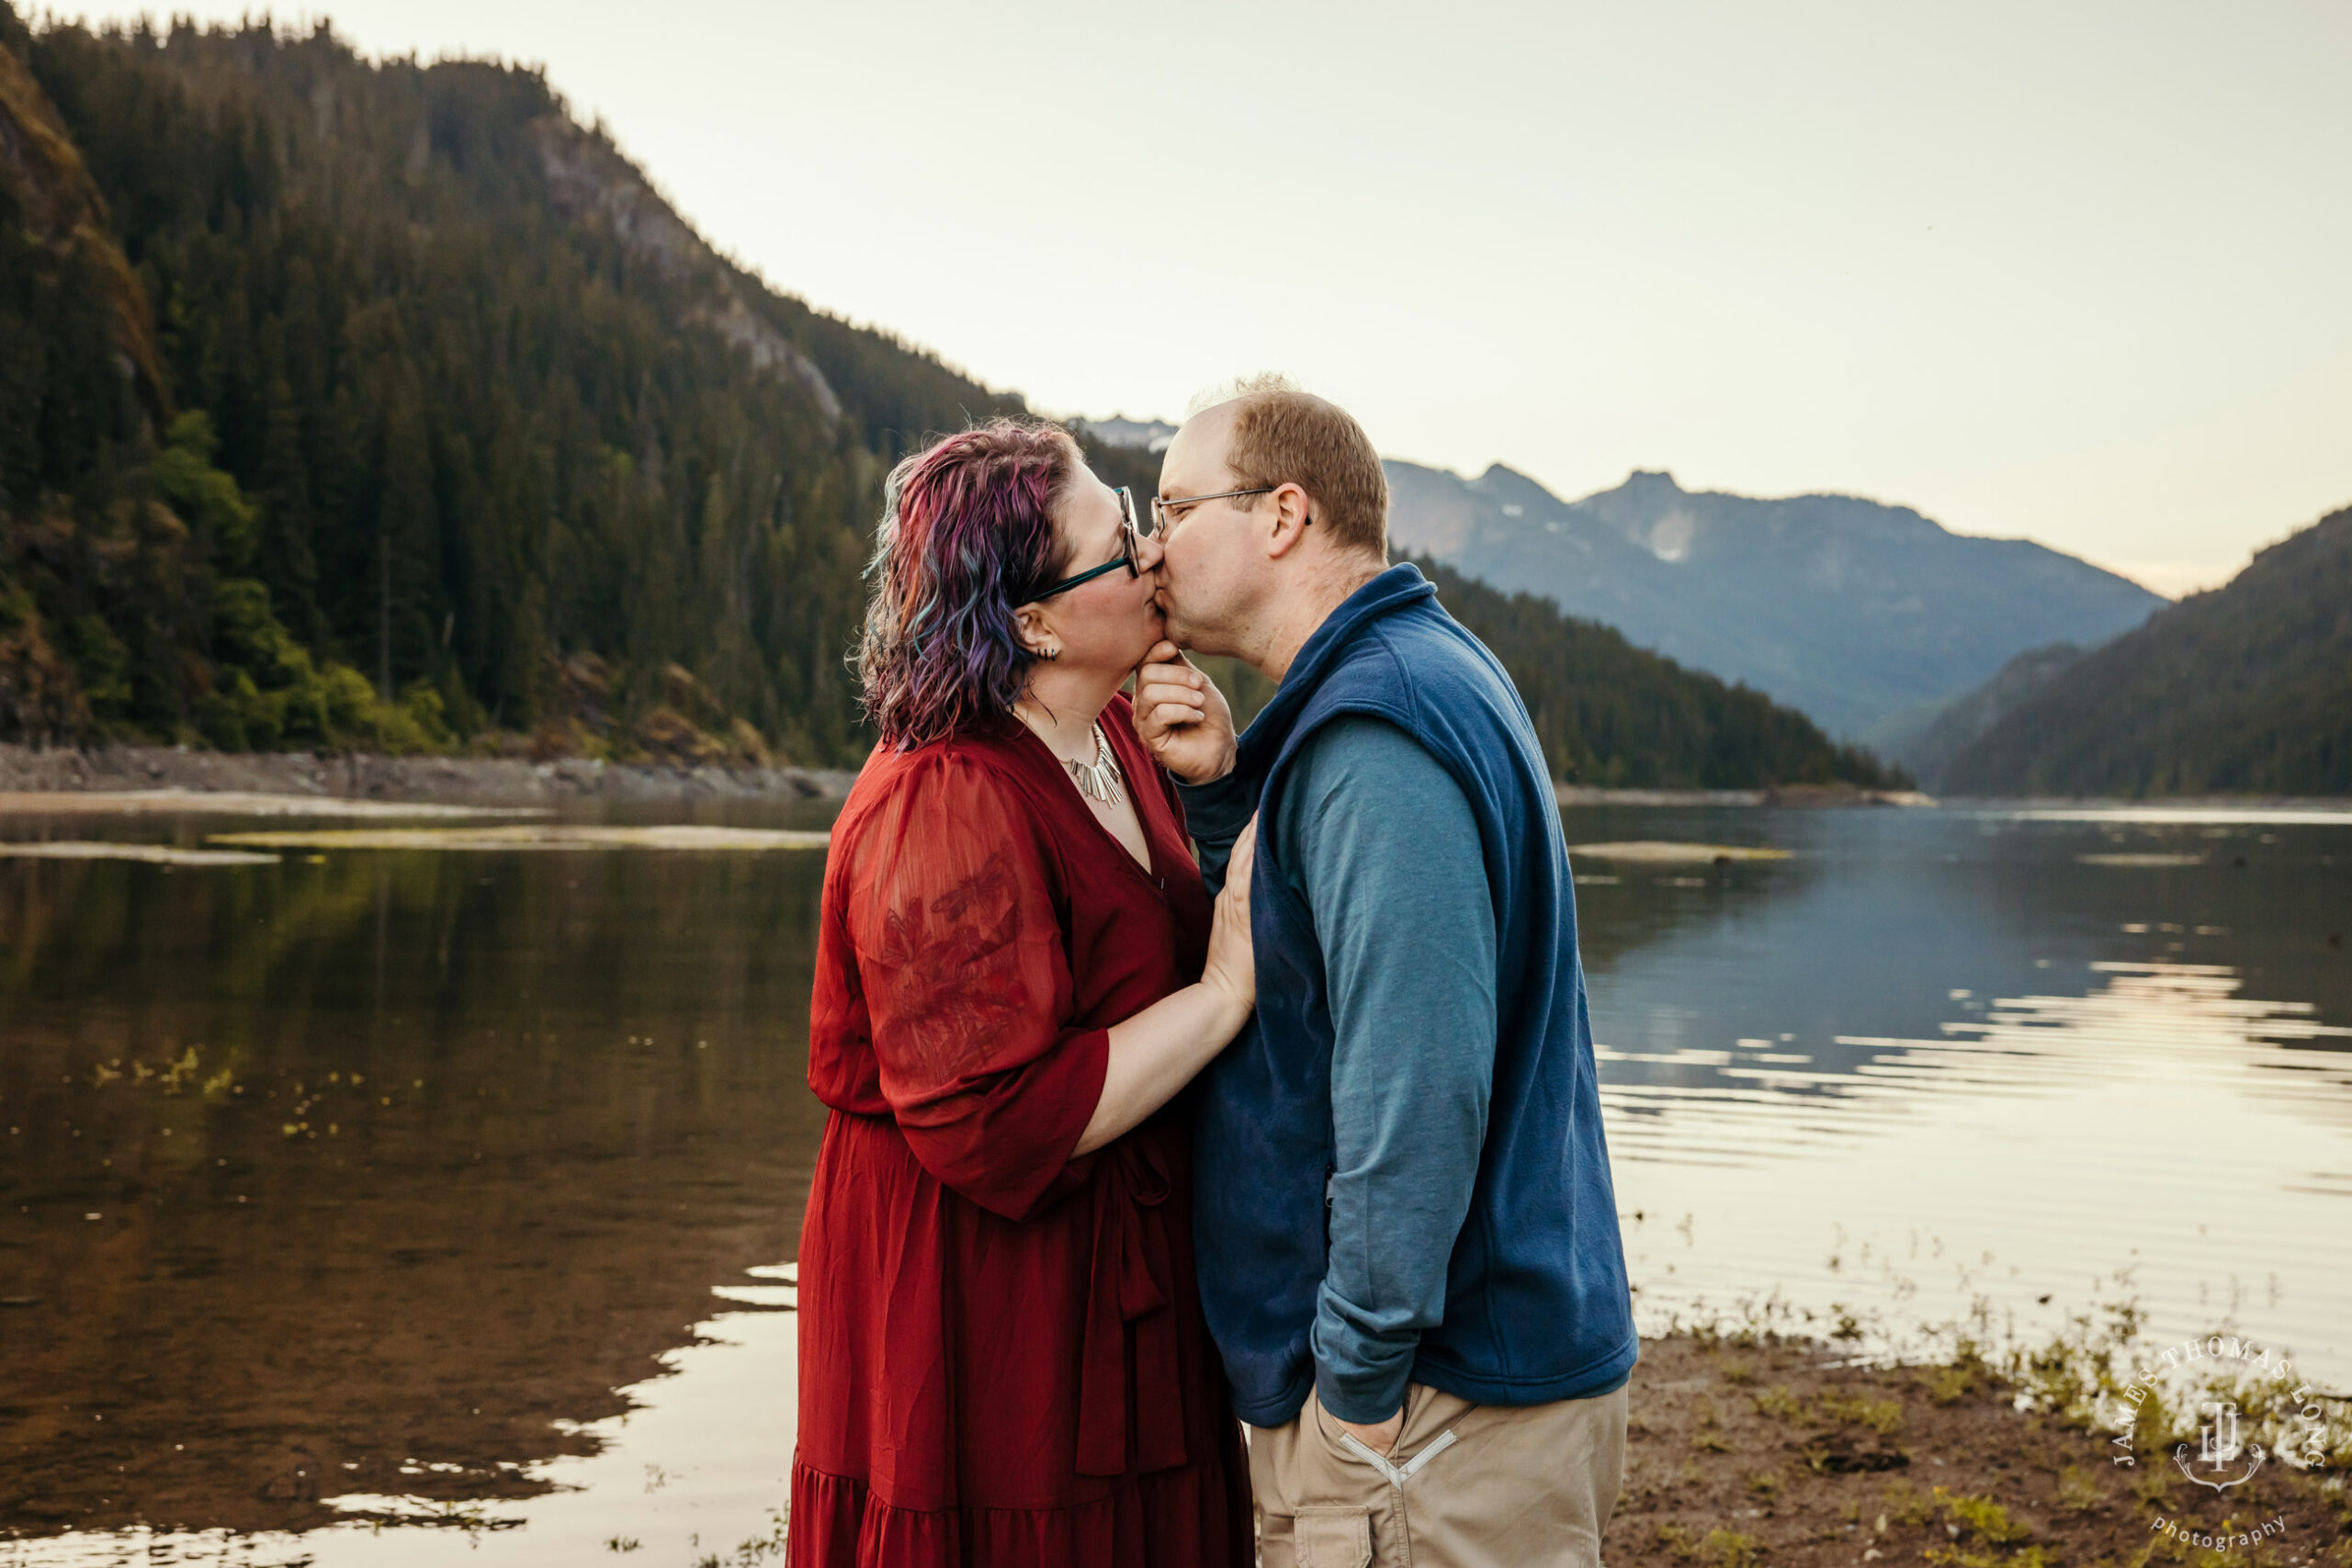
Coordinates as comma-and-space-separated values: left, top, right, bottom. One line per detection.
1182, 714, 1497, 1424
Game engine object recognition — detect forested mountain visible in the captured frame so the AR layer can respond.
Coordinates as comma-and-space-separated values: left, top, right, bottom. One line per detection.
1419, 556, 1898, 789
1879, 641, 2085, 792
2, 10, 1896, 787
1080, 447, 1899, 790
1383, 461, 2163, 741
1936, 504, 2352, 796
2, 10, 1017, 763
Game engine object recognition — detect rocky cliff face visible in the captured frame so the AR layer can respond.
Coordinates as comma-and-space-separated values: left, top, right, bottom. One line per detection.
0, 33, 166, 423
529, 115, 842, 424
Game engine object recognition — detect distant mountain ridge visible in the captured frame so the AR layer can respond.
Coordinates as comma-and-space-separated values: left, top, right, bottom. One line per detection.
1936, 504, 2352, 796
1073, 443, 1904, 791
2, 11, 1898, 792
1381, 462, 2164, 740
1881, 642, 2086, 792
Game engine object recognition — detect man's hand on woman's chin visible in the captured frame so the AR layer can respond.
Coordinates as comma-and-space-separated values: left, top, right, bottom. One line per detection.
1331, 1407, 1404, 1457
1131, 639, 1238, 784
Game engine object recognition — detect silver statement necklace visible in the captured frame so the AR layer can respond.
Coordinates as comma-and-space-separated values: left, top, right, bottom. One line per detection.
1063, 721, 1125, 807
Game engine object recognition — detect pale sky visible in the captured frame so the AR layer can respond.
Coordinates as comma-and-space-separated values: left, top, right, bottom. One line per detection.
76, 1, 2352, 596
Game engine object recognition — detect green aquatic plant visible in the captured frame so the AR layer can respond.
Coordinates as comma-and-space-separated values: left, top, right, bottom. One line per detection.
1883, 1478, 1938, 1527
1695, 1529, 1762, 1568
2055, 1462, 2102, 1512
1941, 1488, 2031, 1544
1652, 1523, 1763, 1568
1920, 1361, 1980, 1406
1925, 1549, 2055, 1568
1819, 1390, 1905, 1435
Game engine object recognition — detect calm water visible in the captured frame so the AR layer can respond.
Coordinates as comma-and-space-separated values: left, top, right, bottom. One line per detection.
2, 798, 2346, 1562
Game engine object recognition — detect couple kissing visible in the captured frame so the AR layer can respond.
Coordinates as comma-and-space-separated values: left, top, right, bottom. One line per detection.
791, 378, 1637, 1568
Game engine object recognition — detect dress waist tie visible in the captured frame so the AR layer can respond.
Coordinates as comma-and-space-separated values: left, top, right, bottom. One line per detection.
1076, 1138, 1188, 1478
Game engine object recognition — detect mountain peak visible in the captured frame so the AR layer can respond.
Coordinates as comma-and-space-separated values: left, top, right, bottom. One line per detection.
1383, 458, 2164, 739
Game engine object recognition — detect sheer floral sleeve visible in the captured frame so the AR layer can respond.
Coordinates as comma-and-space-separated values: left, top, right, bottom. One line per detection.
839, 750, 1108, 1221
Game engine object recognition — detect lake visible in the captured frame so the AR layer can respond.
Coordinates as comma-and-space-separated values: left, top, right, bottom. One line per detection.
2, 797, 2346, 1563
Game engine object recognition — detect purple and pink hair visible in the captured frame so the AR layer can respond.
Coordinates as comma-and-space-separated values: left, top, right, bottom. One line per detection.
858, 421, 1078, 750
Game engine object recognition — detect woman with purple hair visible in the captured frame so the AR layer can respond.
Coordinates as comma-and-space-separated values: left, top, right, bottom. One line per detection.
789, 421, 1257, 1564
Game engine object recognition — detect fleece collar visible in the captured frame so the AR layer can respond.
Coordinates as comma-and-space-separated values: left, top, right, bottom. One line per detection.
1232, 562, 1437, 776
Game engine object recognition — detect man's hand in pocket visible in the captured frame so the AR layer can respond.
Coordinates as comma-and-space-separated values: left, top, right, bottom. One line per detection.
1332, 1408, 1403, 1457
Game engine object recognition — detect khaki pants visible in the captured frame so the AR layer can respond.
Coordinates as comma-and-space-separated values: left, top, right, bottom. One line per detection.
1249, 1380, 1628, 1568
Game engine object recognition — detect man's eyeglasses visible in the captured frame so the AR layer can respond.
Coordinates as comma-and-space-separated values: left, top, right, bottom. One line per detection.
1019, 486, 1147, 604
1148, 486, 1276, 536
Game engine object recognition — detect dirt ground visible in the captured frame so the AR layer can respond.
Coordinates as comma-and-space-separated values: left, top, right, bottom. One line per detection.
1608, 1333, 2350, 1568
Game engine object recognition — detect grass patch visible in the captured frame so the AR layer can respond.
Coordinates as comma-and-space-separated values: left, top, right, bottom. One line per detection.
1940, 1488, 2030, 1544
1818, 1390, 1905, 1435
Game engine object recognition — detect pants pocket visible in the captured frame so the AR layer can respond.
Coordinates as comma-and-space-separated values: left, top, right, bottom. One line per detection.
1294, 1505, 1374, 1568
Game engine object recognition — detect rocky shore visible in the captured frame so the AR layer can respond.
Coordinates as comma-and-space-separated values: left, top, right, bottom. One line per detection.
1608, 1327, 2348, 1567
0, 743, 857, 807
1555, 783, 1939, 808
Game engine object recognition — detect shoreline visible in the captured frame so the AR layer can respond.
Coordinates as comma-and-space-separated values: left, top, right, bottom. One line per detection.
0, 742, 857, 807
0, 745, 2344, 818
1554, 784, 1941, 808
1607, 1325, 2348, 1566
6, 1320, 2338, 1557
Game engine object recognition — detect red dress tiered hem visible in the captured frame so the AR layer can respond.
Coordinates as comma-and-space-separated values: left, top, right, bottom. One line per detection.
790, 1450, 1248, 1566
788, 703, 1253, 1567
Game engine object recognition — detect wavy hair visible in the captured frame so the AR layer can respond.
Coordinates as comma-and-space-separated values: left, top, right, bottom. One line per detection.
857, 421, 1079, 750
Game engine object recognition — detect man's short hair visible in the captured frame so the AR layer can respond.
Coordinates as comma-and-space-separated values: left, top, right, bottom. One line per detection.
1212, 375, 1388, 559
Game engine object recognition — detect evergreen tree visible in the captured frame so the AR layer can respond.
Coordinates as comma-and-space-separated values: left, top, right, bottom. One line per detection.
3, 8, 1898, 786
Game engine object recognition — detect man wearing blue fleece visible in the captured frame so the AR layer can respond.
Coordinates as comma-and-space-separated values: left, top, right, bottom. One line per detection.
1129, 378, 1637, 1568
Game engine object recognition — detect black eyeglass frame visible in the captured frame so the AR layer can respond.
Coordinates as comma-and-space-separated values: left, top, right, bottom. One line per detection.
1018, 486, 1146, 604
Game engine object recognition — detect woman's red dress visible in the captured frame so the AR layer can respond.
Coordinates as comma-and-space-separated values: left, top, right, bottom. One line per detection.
789, 696, 1253, 1566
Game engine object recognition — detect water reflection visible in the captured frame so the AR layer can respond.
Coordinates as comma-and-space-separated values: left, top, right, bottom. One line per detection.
1, 843, 826, 1545
1585, 806, 2352, 1384
2, 800, 2347, 1561
1601, 962, 2352, 1165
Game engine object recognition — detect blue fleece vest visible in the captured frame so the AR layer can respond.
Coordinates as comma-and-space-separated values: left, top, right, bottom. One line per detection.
1193, 563, 1638, 1426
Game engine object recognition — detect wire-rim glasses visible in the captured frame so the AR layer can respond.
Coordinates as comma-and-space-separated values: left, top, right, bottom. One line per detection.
1148, 485, 1275, 536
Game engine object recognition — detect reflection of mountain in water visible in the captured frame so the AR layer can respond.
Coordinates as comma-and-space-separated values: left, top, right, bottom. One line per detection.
1600, 960, 2352, 1168
1583, 807, 2352, 1163
0, 842, 828, 1538
7, 804, 2349, 1542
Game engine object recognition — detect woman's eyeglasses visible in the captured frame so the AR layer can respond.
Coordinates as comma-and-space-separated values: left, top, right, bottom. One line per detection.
1019, 486, 1148, 604
1016, 482, 1286, 605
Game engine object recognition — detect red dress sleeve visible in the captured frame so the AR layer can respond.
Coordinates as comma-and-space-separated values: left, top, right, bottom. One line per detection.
837, 749, 1109, 1222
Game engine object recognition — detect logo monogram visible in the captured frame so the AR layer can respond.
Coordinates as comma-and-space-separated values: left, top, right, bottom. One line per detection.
2173, 1400, 2265, 1491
